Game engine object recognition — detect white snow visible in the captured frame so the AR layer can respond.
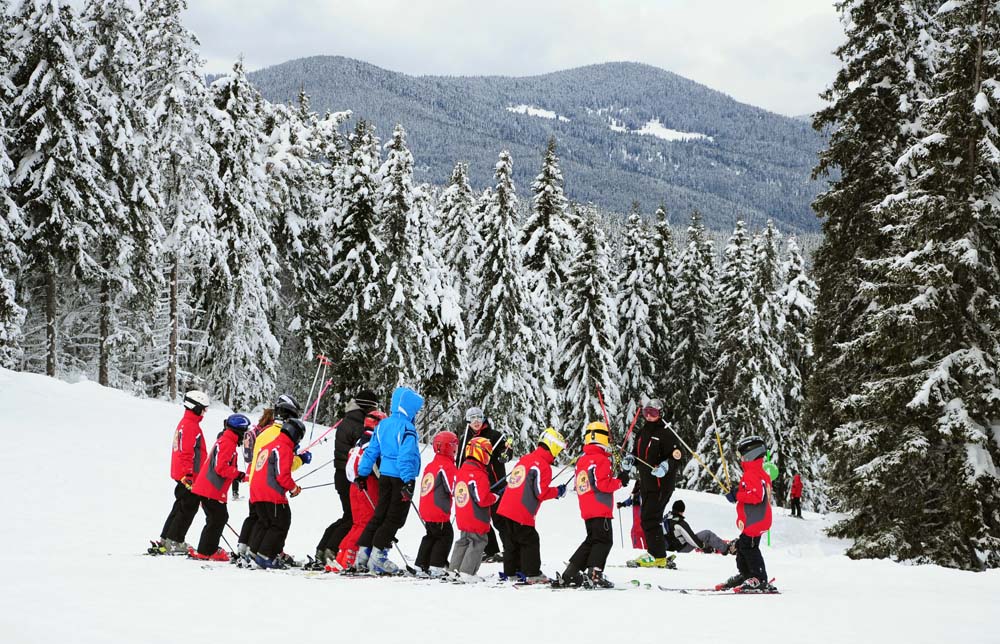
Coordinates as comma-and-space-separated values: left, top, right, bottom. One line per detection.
506, 104, 570, 122
635, 118, 713, 142
3, 367, 999, 644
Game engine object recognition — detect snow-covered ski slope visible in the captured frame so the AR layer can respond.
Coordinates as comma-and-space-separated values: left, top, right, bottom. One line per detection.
2, 368, 998, 644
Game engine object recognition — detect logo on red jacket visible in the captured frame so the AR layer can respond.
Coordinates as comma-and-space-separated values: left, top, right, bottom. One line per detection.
420, 472, 434, 497
575, 470, 591, 496
255, 449, 268, 472
507, 465, 526, 489
454, 481, 470, 507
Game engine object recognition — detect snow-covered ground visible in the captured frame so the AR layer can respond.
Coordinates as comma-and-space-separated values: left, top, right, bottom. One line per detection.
2, 367, 998, 644
506, 104, 571, 122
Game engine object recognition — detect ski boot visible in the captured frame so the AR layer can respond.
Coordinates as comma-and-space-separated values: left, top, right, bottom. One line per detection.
715, 573, 747, 591
587, 567, 614, 589
481, 552, 504, 564
368, 548, 400, 575
554, 566, 585, 588
253, 554, 288, 570
629, 553, 674, 569
459, 572, 484, 584
276, 552, 299, 568
522, 574, 550, 585
734, 577, 778, 594
350, 547, 371, 573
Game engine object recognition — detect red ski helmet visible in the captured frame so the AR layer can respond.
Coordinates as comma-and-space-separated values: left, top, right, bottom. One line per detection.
433, 431, 459, 459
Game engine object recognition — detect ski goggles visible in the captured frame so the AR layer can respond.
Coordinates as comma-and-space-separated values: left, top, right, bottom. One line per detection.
642, 406, 662, 420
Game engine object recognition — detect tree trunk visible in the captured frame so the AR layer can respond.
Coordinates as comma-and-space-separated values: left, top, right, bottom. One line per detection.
45, 260, 57, 377
98, 268, 110, 386
167, 255, 179, 400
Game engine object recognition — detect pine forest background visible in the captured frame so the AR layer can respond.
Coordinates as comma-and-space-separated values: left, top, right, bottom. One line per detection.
0, 0, 998, 571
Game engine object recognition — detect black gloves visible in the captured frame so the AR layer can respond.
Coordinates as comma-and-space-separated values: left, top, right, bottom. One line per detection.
356, 476, 367, 491
401, 480, 415, 502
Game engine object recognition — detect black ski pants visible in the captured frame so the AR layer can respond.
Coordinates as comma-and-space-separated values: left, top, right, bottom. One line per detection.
161, 480, 201, 543
316, 468, 353, 553
239, 502, 259, 547
500, 518, 542, 577
357, 476, 410, 551
415, 521, 454, 570
255, 501, 292, 560
735, 534, 767, 582
639, 483, 673, 558
484, 496, 507, 557
196, 498, 229, 556
791, 497, 802, 517
568, 517, 614, 572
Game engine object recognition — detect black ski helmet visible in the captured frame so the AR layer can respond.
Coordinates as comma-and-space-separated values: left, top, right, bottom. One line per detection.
737, 435, 767, 462
282, 417, 307, 444
274, 393, 302, 420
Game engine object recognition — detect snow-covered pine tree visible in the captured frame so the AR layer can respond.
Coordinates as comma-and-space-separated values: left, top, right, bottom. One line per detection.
325, 119, 384, 396
374, 124, 425, 392
196, 61, 280, 410
779, 236, 823, 509
81, 0, 162, 387
0, 1, 26, 369
142, 0, 220, 398
665, 212, 715, 448
559, 203, 620, 447
827, 0, 1000, 570
8, 0, 108, 377
804, 0, 934, 459
468, 151, 542, 447
647, 204, 677, 399
436, 162, 480, 318
615, 210, 655, 432
689, 220, 751, 491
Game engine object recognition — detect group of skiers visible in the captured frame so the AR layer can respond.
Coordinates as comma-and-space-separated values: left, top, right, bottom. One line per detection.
150, 387, 778, 593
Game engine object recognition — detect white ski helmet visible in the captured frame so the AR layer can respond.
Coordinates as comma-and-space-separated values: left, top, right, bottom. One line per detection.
183, 390, 210, 413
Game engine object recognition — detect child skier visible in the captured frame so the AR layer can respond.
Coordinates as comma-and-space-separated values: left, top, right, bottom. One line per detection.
355, 386, 424, 574
719, 435, 777, 593
557, 422, 629, 588
334, 409, 386, 572
664, 500, 732, 554
151, 390, 209, 555
415, 431, 459, 577
450, 437, 498, 582
248, 417, 306, 569
496, 427, 568, 584
189, 414, 251, 561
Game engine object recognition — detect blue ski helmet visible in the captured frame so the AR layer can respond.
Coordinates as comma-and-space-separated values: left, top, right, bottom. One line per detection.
224, 413, 251, 435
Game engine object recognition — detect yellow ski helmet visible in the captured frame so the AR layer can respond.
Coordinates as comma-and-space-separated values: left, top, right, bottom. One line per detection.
539, 427, 567, 458
583, 421, 610, 450
465, 436, 494, 465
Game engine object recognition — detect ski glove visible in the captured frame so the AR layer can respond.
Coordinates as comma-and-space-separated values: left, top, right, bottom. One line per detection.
401, 481, 415, 503
724, 488, 737, 504
616, 470, 631, 486
621, 454, 635, 471
556, 484, 567, 499
181, 474, 194, 489
290, 485, 302, 498
616, 498, 634, 509
356, 476, 368, 491
300, 451, 313, 465
650, 460, 671, 477
235, 471, 246, 483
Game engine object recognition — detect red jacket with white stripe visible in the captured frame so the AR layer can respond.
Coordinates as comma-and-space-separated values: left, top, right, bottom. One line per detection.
419, 454, 458, 523
736, 458, 773, 537
170, 409, 206, 482
192, 428, 242, 503
454, 459, 497, 534
497, 447, 559, 527
574, 444, 623, 520
249, 431, 297, 504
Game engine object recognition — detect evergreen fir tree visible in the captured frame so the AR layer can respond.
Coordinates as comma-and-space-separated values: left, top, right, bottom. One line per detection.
196, 61, 280, 409
521, 136, 573, 291
0, 1, 25, 369
647, 204, 678, 399
436, 162, 480, 318
8, 0, 108, 377
559, 204, 620, 446
468, 151, 542, 446
665, 212, 715, 448
615, 211, 655, 429
325, 119, 384, 396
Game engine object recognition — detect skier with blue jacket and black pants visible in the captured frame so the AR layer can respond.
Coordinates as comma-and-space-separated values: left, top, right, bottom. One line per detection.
354, 386, 424, 574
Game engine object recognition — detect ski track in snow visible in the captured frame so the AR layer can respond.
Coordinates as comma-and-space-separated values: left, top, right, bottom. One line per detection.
2, 367, 998, 644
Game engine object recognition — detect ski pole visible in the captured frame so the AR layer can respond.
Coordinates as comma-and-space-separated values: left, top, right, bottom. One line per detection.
620, 407, 641, 452
707, 401, 732, 491
302, 354, 327, 440
303, 377, 333, 423
617, 507, 624, 549
294, 456, 336, 482
226, 522, 241, 539
301, 481, 337, 490
299, 418, 343, 454
362, 488, 417, 575
669, 426, 730, 494
596, 383, 613, 443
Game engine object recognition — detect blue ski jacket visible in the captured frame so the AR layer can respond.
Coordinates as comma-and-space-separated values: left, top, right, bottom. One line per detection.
358, 387, 424, 483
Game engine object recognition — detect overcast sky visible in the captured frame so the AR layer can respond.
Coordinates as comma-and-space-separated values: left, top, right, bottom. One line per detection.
185, 0, 844, 117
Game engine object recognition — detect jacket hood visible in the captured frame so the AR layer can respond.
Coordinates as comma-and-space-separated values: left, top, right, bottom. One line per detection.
583, 443, 609, 456
534, 446, 556, 465
345, 399, 362, 414
390, 387, 424, 422
741, 457, 766, 472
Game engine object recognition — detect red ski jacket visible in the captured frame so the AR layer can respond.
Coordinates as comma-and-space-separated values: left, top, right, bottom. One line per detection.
497, 447, 559, 527
791, 474, 803, 499
192, 428, 242, 503
736, 458, 773, 537
170, 409, 206, 482
454, 459, 497, 534
574, 444, 623, 520
419, 454, 457, 523
249, 431, 297, 504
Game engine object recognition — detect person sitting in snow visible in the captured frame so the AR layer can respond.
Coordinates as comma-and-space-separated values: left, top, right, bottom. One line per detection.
719, 436, 777, 593
663, 500, 733, 555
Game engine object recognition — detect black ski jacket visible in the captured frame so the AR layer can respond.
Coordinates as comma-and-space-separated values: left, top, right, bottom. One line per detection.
333, 403, 367, 469
456, 420, 511, 492
633, 418, 681, 492
664, 511, 704, 551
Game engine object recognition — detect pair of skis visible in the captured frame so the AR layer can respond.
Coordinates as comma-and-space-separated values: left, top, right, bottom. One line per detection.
657, 577, 780, 595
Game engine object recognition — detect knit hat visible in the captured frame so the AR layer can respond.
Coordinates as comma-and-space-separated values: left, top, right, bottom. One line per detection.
672, 500, 685, 515
355, 389, 379, 412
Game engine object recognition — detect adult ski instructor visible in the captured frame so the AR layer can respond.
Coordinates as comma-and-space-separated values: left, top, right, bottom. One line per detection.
456, 406, 511, 561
